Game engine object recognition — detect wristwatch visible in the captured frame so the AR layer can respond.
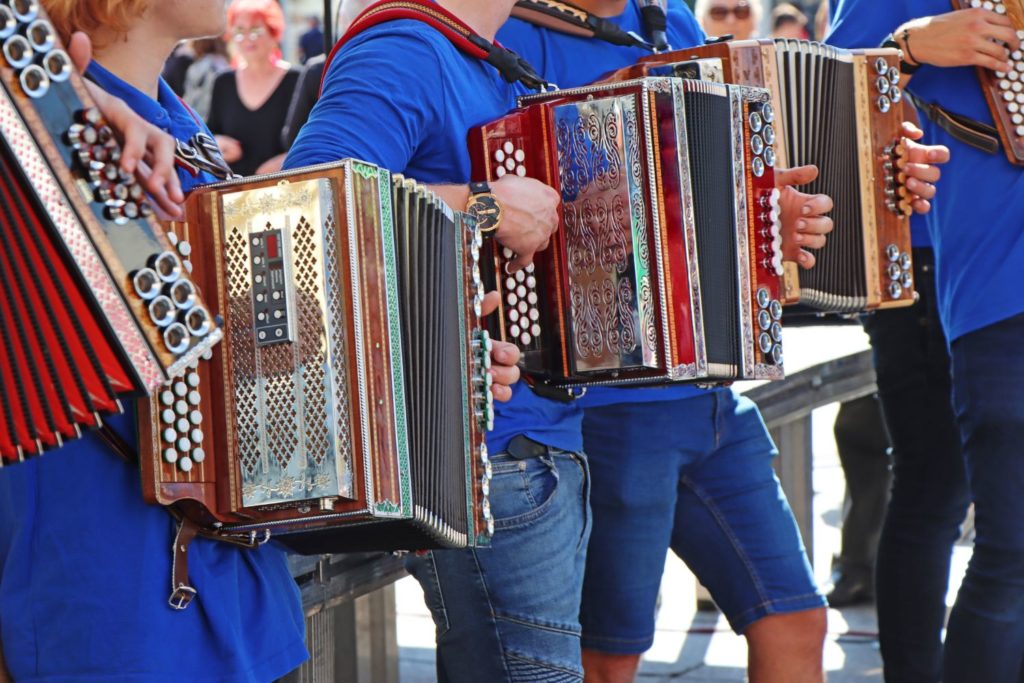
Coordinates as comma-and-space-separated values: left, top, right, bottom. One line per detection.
882, 31, 920, 75
466, 181, 503, 234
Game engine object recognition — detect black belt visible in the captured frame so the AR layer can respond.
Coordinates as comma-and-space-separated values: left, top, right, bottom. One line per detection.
906, 90, 1001, 156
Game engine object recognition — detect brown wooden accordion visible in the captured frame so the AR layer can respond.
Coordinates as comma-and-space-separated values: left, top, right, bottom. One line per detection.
140, 161, 495, 552
952, 0, 1024, 166
607, 40, 917, 313
469, 76, 786, 388
0, 4, 221, 464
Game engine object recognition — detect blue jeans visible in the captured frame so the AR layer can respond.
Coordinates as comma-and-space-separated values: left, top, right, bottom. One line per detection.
863, 249, 970, 683
405, 448, 591, 682
579, 390, 823, 654
944, 312, 1024, 682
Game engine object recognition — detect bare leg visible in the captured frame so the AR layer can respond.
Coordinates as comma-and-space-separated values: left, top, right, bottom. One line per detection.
745, 608, 827, 683
582, 649, 641, 683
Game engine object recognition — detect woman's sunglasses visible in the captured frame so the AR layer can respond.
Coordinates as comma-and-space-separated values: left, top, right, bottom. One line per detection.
232, 26, 267, 42
708, 3, 752, 20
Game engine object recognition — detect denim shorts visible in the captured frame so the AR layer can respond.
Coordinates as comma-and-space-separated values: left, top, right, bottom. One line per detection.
405, 448, 591, 682
580, 389, 824, 654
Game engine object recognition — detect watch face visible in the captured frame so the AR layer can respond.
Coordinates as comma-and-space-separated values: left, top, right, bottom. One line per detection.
468, 194, 502, 232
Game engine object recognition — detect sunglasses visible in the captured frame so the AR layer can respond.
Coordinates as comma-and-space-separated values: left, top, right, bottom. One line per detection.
232, 26, 267, 42
708, 3, 752, 20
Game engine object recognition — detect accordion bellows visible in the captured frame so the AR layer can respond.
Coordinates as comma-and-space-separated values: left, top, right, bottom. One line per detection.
141, 161, 495, 551
470, 76, 786, 388
0, 3, 220, 462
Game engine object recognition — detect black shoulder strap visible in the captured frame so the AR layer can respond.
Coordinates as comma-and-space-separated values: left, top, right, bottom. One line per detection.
904, 90, 1000, 156
511, 0, 662, 52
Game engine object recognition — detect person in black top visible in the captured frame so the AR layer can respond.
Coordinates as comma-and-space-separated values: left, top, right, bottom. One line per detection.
281, 53, 324, 149
207, 0, 299, 176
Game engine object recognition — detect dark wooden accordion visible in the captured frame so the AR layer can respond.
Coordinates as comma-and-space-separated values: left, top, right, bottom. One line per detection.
607, 40, 916, 313
140, 161, 495, 551
952, 0, 1024, 166
469, 76, 786, 388
0, 4, 221, 464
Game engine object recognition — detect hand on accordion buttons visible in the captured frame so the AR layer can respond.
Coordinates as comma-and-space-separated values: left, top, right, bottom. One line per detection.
897, 9, 1020, 73
67, 32, 185, 220
898, 122, 950, 215
775, 165, 834, 270
490, 175, 561, 273
480, 290, 521, 402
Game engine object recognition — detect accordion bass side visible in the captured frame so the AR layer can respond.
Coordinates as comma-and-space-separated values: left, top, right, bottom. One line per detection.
610, 40, 917, 313
0, 5, 220, 463
469, 77, 786, 388
140, 161, 495, 551
952, 0, 1024, 166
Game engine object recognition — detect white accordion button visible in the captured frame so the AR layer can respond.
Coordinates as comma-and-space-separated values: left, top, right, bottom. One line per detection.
503, 141, 514, 154
772, 254, 784, 275
496, 167, 507, 178
520, 332, 532, 345
173, 382, 188, 397
178, 457, 193, 473
188, 390, 201, 406
191, 429, 204, 444
527, 292, 538, 305
514, 149, 525, 162
177, 437, 191, 452
509, 309, 520, 323
189, 410, 203, 426
160, 390, 174, 406
192, 448, 206, 464
161, 409, 175, 424
531, 324, 541, 337
495, 149, 506, 163
502, 247, 515, 259
505, 276, 516, 290
510, 324, 521, 337
175, 400, 188, 416
163, 427, 177, 443
163, 448, 178, 464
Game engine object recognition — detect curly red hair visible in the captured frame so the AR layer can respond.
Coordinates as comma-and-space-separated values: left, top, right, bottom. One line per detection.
42, 0, 150, 45
226, 0, 286, 43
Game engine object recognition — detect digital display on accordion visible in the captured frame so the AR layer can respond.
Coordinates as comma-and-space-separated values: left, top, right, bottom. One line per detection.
610, 40, 917, 314
140, 161, 494, 551
952, 0, 1024, 166
0, 4, 221, 464
469, 77, 785, 388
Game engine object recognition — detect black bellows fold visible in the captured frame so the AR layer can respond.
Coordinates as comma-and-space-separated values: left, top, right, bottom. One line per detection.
780, 49, 866, 310
685, 90, 741, 374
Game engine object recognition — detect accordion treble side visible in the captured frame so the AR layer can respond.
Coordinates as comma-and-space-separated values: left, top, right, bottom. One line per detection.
469, 76, 786, 388
0, 4, 220, 463
141, 161, 495, 551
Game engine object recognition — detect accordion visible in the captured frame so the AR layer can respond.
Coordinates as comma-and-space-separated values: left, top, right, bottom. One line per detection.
607, 40, 917, 313
0, 4, 221, 463
139, 161, 495, 551
469, 76, 785, 388
952, 0, 1024, 166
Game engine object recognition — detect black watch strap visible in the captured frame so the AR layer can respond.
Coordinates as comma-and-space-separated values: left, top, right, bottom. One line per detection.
882, 32, 920, 75
469, 181, 491, 196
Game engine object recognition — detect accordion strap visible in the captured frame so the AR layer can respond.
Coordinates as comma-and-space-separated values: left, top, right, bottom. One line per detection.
905, 89, 1001, 156
510, 0, 658, 52
321, 0, 551, 95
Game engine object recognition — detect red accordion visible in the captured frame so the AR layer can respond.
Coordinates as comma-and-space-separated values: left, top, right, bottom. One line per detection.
0, 4, 221, 463
470, 76, 785, 388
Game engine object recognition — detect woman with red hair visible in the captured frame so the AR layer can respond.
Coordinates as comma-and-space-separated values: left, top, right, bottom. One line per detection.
207, 0, 299, 175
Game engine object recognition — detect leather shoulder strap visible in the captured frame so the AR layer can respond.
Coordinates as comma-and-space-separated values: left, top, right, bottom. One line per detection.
511, 0, 669, 52
320, 0, 550, 95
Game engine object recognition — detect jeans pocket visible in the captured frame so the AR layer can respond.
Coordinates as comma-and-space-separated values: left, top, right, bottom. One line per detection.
404, 552, 450, 637
490, 454, 560, 530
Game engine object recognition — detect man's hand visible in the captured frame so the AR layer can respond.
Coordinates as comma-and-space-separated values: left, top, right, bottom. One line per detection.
898, 9, 1021, 73
775, 165, 833, 270
490, 175, 560, 272
898, 122, 950, 214
67, 32, 184, 220
480, 291, 520, 402
215, 135, 244, 164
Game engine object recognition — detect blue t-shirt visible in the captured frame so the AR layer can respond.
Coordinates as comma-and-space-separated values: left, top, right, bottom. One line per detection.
829, 0, 1024, 341
0, 63, 308, 682
285, 20, 583, 455
499, 0, 722, 408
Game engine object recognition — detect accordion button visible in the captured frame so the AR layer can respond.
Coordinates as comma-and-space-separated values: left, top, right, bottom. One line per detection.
514, 269, 525, 283
752, 157, 765, 177
902, 273, 914, 289
1016, 125, 1024, 137
505, 158, 516, 171
876, 77, 890, 95
510, 324, 521, 338
531, 324, 541, 337
888, 263, 902, 280
764, 147, 776, 168
163, 448, 178, 464
509, 309, 519, 323
173, 381, 188, 398
877, 96, 892, 113
160, 390, 174, 406
506, 276, 516, 290
1014, 51, 1023, 62
889, 67, 900, 85
886, 244, 900, 262
526, 263, 536, 274
762, 103, 775, 123
875, 57, 888, 75
175, 399, 188, 416
516, 166, 527, 178
1013, 114, 1023, 125
192, 448, 206, 464
527, 292, 538, 305
514, 150, 526, 163
191, 429, 204, 444
770, 301, 783, 321
494, 149, 506, 163
756, 287, 770, 309
163, 428, 177, 443
176, 418, 189, 433
177, 437, 191, 452
178, 457, 193, 473
481, 479, 490, 497
507, 292, 518, 306
749, 111, 763, 133
763, 125, 776, 145
1004, 91, 1015, 103
900, 252, 912, 270
502, 247, 515, 259
759, 333, 773, 354
503, 141, 515, 154
771, 323, 783, 343
529, 309, 540, 323
772, 345, 784, 366
526, 276, 537, 289
889, 282, 904, 299
758, 310, 771, 330
518, 301, 529, 315
496, 167, 507, 178
751, 135, 764, 156
516, 285, 527, 298
188, 390, 201, 406
190, 410, 203, 426
521, 332, 532, 346
161, 409, 175, 424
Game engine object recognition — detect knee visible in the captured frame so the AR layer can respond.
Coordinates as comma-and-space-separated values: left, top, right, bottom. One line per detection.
582, 649, 642, 683
747, 607, 827, 653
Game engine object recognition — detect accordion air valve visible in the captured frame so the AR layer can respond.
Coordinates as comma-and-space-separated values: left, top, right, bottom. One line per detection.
0, 2, 221, 462
141, 161, 496, 551
470, 76, 786, 388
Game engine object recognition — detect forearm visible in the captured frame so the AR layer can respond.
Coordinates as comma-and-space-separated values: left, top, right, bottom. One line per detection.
428, 184, 470, 213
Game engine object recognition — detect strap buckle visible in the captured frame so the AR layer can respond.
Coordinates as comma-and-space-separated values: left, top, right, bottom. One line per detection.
168, 583, 197, 610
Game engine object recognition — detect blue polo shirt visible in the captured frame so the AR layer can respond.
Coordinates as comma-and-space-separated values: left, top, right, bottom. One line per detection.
499, 0, 720, 407
0, 63, 308, 682
285, 20, 583, 455
829, 0, 1024, 341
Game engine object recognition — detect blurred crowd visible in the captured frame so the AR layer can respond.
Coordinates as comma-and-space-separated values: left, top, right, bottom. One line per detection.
159, 0, 826, 181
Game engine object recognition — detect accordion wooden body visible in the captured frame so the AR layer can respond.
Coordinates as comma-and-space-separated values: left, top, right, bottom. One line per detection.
608, 40, 917, 313
952, 0, 1024, 166
0, 4, 221, 463
139, 161, 494, 552
469, 77, 785, 388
